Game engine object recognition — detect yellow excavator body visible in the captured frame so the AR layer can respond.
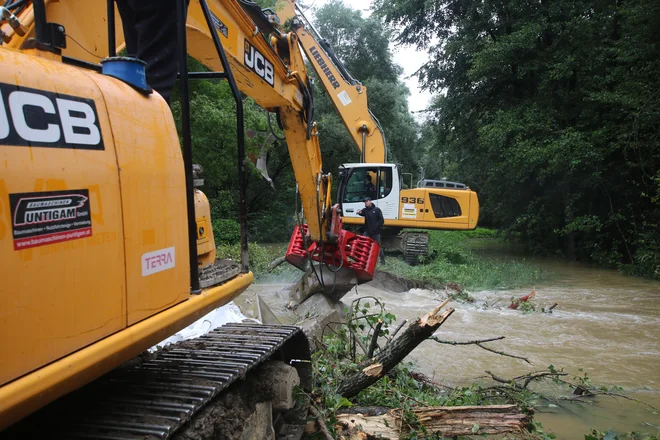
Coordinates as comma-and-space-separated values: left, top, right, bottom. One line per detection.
0, 44, 253, 429
343, 187, 479, 230
0, 0, 379, 432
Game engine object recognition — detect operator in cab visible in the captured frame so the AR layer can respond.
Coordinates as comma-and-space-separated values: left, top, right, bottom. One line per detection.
364, 175, 376, 199
357, 197, 386, 265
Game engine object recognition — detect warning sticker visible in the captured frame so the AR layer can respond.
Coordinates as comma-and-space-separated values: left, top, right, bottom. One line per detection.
338, 90, 352, 106
10, 189, 92, 250
402, 203, 417, 219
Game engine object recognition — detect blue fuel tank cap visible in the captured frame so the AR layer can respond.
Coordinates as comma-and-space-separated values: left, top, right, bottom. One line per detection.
100, 57, 153, 95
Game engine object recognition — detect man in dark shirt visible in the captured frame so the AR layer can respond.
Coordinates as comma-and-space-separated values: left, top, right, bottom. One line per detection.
364, 175, 376, 199
357, 197, 386, 264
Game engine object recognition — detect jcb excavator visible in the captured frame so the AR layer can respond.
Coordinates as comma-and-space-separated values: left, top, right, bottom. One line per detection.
0, 0, 381, 437
277, 3, 480, 262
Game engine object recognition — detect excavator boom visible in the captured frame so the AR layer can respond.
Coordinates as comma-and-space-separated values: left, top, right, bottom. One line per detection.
277, 0, 388, 164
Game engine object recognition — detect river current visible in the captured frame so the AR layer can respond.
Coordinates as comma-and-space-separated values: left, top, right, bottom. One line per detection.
247, 240, 660, 438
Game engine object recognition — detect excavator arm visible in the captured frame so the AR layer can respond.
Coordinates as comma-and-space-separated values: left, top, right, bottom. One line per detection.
276, 0, 388, 164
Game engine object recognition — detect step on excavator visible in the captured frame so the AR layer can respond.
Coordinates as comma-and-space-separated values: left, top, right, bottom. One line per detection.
278, 4, 480, 263
0, 0, 381, 437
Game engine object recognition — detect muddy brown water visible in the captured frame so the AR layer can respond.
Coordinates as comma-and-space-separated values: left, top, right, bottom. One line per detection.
247, 240, 660, 438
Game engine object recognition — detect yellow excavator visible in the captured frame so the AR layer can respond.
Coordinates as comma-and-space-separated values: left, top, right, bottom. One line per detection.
277, 3, 480, 262
0, 0, 381, 436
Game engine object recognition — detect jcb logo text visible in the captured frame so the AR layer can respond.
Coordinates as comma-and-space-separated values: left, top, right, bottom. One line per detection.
244, 40, 275, 87
0, 82, 104, 150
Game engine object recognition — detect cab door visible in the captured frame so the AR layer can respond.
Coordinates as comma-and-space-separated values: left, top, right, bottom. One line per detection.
339, 166, 373, 218
339, 166, 398, 220
374, 166, 399, 219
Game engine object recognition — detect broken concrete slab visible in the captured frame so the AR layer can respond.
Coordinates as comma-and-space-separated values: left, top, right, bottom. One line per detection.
235, 293, 283, 325
295, 292, 349, 349
295, 292, 346, 319
289, 264, 357, 306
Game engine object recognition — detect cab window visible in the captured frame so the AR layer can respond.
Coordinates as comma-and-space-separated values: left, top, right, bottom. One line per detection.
429, 194, 461, 217
377, 168, 392, 199
343, 168, 378, 203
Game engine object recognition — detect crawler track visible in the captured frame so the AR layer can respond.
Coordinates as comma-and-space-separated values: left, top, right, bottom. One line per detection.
3, 323, 310, 440
401, 231, 429, 264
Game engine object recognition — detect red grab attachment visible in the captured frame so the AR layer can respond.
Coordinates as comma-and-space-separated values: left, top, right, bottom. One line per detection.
285, 224, 310, 271
285, 224, 380, 283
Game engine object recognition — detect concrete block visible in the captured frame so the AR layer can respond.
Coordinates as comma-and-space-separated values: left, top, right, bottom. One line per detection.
289, 264, 357, 306
296, 292, 346, 321
295, 293, 349, 348
258, 361, 301, 413
241, 401, 275, 440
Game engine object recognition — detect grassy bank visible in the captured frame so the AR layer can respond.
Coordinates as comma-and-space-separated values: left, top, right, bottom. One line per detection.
215, 228, 551, 290
381, 228, 551, 291
215, 242, 301, 282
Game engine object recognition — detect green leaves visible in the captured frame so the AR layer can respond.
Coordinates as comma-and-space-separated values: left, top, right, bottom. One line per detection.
376, 0, 660, 277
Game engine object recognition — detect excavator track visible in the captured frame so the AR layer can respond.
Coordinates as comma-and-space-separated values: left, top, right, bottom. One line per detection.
401, 231, 430, 264
2, 323, 311, 440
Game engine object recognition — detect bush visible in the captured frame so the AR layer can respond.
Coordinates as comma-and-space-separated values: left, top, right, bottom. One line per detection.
381, 230, 551, 290
214, 242, 301, 281
212, 218, 241, 244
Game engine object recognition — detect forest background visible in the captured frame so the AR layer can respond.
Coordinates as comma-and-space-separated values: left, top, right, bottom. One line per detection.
172, 0, 660, 279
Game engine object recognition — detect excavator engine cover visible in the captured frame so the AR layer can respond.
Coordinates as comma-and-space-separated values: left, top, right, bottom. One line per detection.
285, 224, 380, 283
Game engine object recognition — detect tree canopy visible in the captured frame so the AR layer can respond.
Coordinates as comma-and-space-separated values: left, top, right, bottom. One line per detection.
376, 0, 660, 277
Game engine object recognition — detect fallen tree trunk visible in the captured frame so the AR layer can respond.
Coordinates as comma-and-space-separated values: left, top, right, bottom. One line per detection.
337, 299, 454, 397
337, 404, 531, 439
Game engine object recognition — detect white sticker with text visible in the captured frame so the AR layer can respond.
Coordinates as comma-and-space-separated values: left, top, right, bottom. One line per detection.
142, 246, 175, 276
402, 203, 417, 219
338, 90, 352, 106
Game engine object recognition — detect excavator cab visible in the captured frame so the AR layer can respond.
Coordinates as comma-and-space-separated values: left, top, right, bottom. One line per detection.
338, 163, 401, 220
338, 162, 480, 262
339, 162, 479, 230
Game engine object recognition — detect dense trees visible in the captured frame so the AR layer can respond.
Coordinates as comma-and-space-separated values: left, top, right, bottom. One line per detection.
170, 62, 295, 243
376, 0, 660, 277
173, 0, 658, 279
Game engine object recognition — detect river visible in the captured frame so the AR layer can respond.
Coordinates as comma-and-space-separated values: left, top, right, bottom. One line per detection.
246, 240, 660, 438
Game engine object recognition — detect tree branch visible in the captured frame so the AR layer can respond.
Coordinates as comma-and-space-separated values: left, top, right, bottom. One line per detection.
309, 406, 334, 440
430, 335, 531, 364
367, 319, 383, 358
476, 343, 532, 364
430, 336, 505, 345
